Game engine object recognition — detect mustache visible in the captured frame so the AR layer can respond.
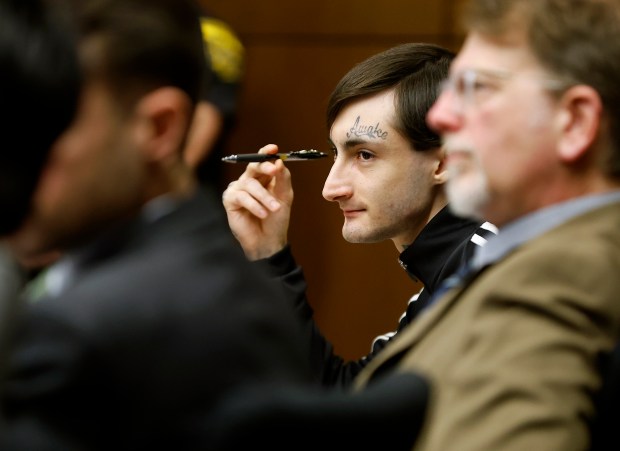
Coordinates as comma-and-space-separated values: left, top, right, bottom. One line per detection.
441, 139, 476, 156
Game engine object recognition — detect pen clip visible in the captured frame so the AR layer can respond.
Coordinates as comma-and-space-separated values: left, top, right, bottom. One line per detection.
283, 149, 328, 160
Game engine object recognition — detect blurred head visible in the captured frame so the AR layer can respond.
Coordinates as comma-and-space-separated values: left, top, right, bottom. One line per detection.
0, 0, 80, 235
323, 43, 455, 249
64, 0, 206, 110
10, 0, 206, 257
427, 0, 620, 227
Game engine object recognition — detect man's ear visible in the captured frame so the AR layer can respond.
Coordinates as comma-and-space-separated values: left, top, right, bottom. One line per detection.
555, 85, 602, 163
133, 87, 193, 163
433, 148, 448, 185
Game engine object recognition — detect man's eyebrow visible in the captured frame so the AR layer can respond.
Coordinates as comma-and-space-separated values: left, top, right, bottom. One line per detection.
343, 138, 370, 148
328, 137, 373, 150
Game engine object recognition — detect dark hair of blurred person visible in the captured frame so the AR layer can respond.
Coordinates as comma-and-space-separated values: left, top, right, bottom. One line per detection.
0, 0, 80, 234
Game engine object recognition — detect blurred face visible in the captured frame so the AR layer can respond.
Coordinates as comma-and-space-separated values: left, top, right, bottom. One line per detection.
323, 89, 443, 247
427, 32, 566, 227
10, 80, 147, 257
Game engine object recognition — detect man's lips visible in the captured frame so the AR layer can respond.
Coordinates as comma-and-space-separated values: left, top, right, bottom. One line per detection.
341, 208, 365, 218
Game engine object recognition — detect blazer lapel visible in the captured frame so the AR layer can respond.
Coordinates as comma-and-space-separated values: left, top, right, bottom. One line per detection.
356, 266, 486, 388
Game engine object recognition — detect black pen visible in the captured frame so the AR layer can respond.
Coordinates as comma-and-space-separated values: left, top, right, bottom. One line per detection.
221, 149, 328, 163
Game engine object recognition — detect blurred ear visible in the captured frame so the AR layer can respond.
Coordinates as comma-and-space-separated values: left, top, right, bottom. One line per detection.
133, 87, 193, 163
555, 85, 602, 163
433, 147, 448, 185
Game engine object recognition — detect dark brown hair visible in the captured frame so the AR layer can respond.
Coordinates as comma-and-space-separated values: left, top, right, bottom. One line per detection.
0, 0, 80, 234
56, 0, 206, 108
326, 43, 455, 151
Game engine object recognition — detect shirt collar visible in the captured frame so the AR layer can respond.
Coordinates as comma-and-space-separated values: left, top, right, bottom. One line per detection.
472, 190, 620, 270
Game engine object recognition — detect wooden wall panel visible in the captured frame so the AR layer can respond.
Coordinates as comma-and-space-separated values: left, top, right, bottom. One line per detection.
201, 0, 464, 359
206, 0, 447, 35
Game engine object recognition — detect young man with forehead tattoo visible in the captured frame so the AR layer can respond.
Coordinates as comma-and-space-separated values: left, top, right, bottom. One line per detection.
223, 42, 497, 387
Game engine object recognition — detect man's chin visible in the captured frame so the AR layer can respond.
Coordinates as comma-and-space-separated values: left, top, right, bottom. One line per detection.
446, 181, 489, 220
342, 229, 383, 244
342, 234, 365, 244
448, 202, 484, 221
342, 228, 368, 244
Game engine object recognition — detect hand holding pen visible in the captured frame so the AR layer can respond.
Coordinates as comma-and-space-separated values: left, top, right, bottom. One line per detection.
222, 148, 328, 163
222, 144, 296, 259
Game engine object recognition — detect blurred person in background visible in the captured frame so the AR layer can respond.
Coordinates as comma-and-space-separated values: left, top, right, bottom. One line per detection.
1, 0, 311, 449
184, 6, 244, 194
0, 0, 80, 404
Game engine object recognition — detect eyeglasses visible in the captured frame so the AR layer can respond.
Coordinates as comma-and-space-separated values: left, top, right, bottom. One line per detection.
439, 68, 572, 110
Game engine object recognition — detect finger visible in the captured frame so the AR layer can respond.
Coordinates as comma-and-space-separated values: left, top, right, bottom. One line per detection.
224, 178, 281, 215
223, 185, 270, 219
270, 159, 294, 202
238, 144, 280, 183
258, 143, 279, 155
240, 177, 282, 212
239, 160, 278, 185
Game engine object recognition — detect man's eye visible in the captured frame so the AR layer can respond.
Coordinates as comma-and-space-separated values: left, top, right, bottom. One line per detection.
330, 147, 338, 161
457, 75, 498, 105
358, 150, 374, 161
471, 79, 493, 92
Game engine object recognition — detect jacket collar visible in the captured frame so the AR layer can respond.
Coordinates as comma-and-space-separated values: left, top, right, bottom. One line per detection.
398, 206, 483, 294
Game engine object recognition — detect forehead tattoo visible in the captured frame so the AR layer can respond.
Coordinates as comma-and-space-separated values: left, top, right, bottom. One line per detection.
346, 116, 389, 140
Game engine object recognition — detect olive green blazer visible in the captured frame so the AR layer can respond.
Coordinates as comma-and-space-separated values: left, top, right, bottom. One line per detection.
355, 201, 620, 451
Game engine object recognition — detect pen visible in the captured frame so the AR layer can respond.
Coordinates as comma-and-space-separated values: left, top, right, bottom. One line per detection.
221, 149, 328, 163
